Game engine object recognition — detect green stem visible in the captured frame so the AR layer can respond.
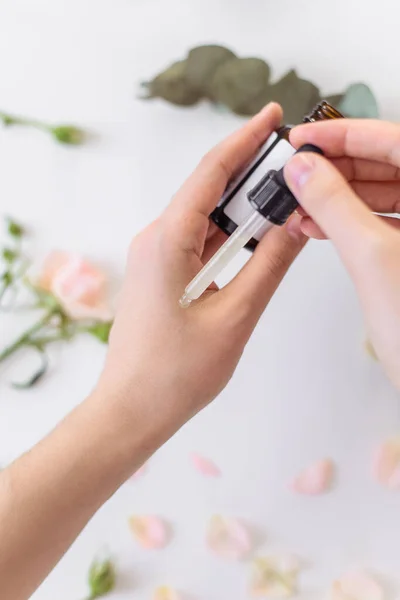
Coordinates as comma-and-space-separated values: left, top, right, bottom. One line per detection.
29, 333, 69, 348
0, 242, 29, 308
0, 111, 50, 132
0, 277, 10, 303
0, 309, 57, 364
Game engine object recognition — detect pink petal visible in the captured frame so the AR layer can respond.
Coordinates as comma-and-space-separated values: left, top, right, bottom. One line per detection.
250, 555, 300, 598
387, 466, 400, 490
372, 439, 400, 487
206, 515, 252, 560
53, 257, 105, 302
330, 571, 384, 600
191, 453, 221, 477
131, 463, 148, 480
128, 516, 168, 549
38, 252, 111, 321
153, 586, 180, 600
38, 251, 70, 292
290, 458, 334, 495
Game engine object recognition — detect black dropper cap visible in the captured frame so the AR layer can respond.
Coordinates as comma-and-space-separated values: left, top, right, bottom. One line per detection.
247, 144, 324, 226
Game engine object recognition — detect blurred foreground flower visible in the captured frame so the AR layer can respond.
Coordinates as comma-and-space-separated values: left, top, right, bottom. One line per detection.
153, 586, 180, 600
87, 557, 116, 599
0, 218, 113, 387
190, 453, 221, 477
373, 438, 400, 490
206, 515, 252, 560
128, 515, 168, 549
39, 251, 111, 321
329, 571, 384, 600
290, 458, 335, 495
0, 110, 86, 145
250, 555, 300, 598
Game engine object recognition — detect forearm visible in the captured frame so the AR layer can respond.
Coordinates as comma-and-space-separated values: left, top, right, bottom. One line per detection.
0, 387, 169, 600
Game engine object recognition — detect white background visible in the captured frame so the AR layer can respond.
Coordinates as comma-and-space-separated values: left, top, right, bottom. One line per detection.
0, 1, 400, 598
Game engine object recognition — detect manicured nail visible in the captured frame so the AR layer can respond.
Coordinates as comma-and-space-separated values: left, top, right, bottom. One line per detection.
285, 153, 315, 193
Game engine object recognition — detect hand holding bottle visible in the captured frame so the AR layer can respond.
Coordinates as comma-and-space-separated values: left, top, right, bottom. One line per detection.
285, 118, 400, 390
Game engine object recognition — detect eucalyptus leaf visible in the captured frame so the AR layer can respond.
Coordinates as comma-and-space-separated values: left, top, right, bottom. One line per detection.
210, 57, 270, 115
140, 48, 378, 122
268, 69, 320, 124
338, 83, 379, 118
141, 60, 201, 106
185, 45, 236, 97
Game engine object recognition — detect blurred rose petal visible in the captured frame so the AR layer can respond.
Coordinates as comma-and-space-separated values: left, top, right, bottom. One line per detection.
191, 453, 221, 477
128, 515, 168, 549
206, 515, 252, 560
250, 555, 299, 598
290, 459, 334, 495
153, 586, 180, 600
131, 463, 147, 480
38, 250, 111, 321
372, 438, 400, 489
387, 467, 400, 490
329, 571, 384, 600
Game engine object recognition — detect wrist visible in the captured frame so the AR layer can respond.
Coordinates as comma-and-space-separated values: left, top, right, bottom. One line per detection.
84, 378, 182, 485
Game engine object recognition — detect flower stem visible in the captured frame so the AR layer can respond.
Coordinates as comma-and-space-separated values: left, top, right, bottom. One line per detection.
0, 309, 57, 364
0, 111, 50, 132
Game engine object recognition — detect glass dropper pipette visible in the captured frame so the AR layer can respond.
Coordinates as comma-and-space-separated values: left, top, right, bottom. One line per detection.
179, 144, 323, 308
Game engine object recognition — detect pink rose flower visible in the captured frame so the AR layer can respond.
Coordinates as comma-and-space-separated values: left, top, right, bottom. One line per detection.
38, 251, 111, 321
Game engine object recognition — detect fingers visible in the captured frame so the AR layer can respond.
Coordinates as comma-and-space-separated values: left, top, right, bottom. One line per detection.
298, 217, 326, 240
161, 103, 282, 285
217, 214, 306, 325
300, 213, 400, 240
167, 103, 282, 221
284, 152, 392, 273
294, 176, 400, 237
290, 119, 400, 167
301, 175, 400, 214
351, 180, 400, 214
332, 156, 400, 182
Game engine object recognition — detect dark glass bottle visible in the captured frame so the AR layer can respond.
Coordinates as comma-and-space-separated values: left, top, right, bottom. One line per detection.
211, 101, 344, 250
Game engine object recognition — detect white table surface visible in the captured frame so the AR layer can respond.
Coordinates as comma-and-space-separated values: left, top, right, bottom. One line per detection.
0, 1, 400, 598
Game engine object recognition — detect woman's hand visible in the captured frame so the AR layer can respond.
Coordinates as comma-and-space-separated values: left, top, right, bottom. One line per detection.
0, 103, 307, 600
285, 119, 400, 390
99, 102, 306, 434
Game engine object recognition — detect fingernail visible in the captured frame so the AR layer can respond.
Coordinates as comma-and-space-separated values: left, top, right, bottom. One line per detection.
285, 153, 315, 193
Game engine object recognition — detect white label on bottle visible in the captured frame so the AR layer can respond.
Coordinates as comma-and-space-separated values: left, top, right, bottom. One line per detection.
221, 134, 296, 241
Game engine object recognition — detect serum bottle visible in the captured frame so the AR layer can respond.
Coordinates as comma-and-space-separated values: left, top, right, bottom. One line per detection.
179, 101, 344, 307
210, 101, 344, 250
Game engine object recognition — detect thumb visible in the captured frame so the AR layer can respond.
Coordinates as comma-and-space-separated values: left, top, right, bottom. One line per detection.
284, 152, 389, 271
